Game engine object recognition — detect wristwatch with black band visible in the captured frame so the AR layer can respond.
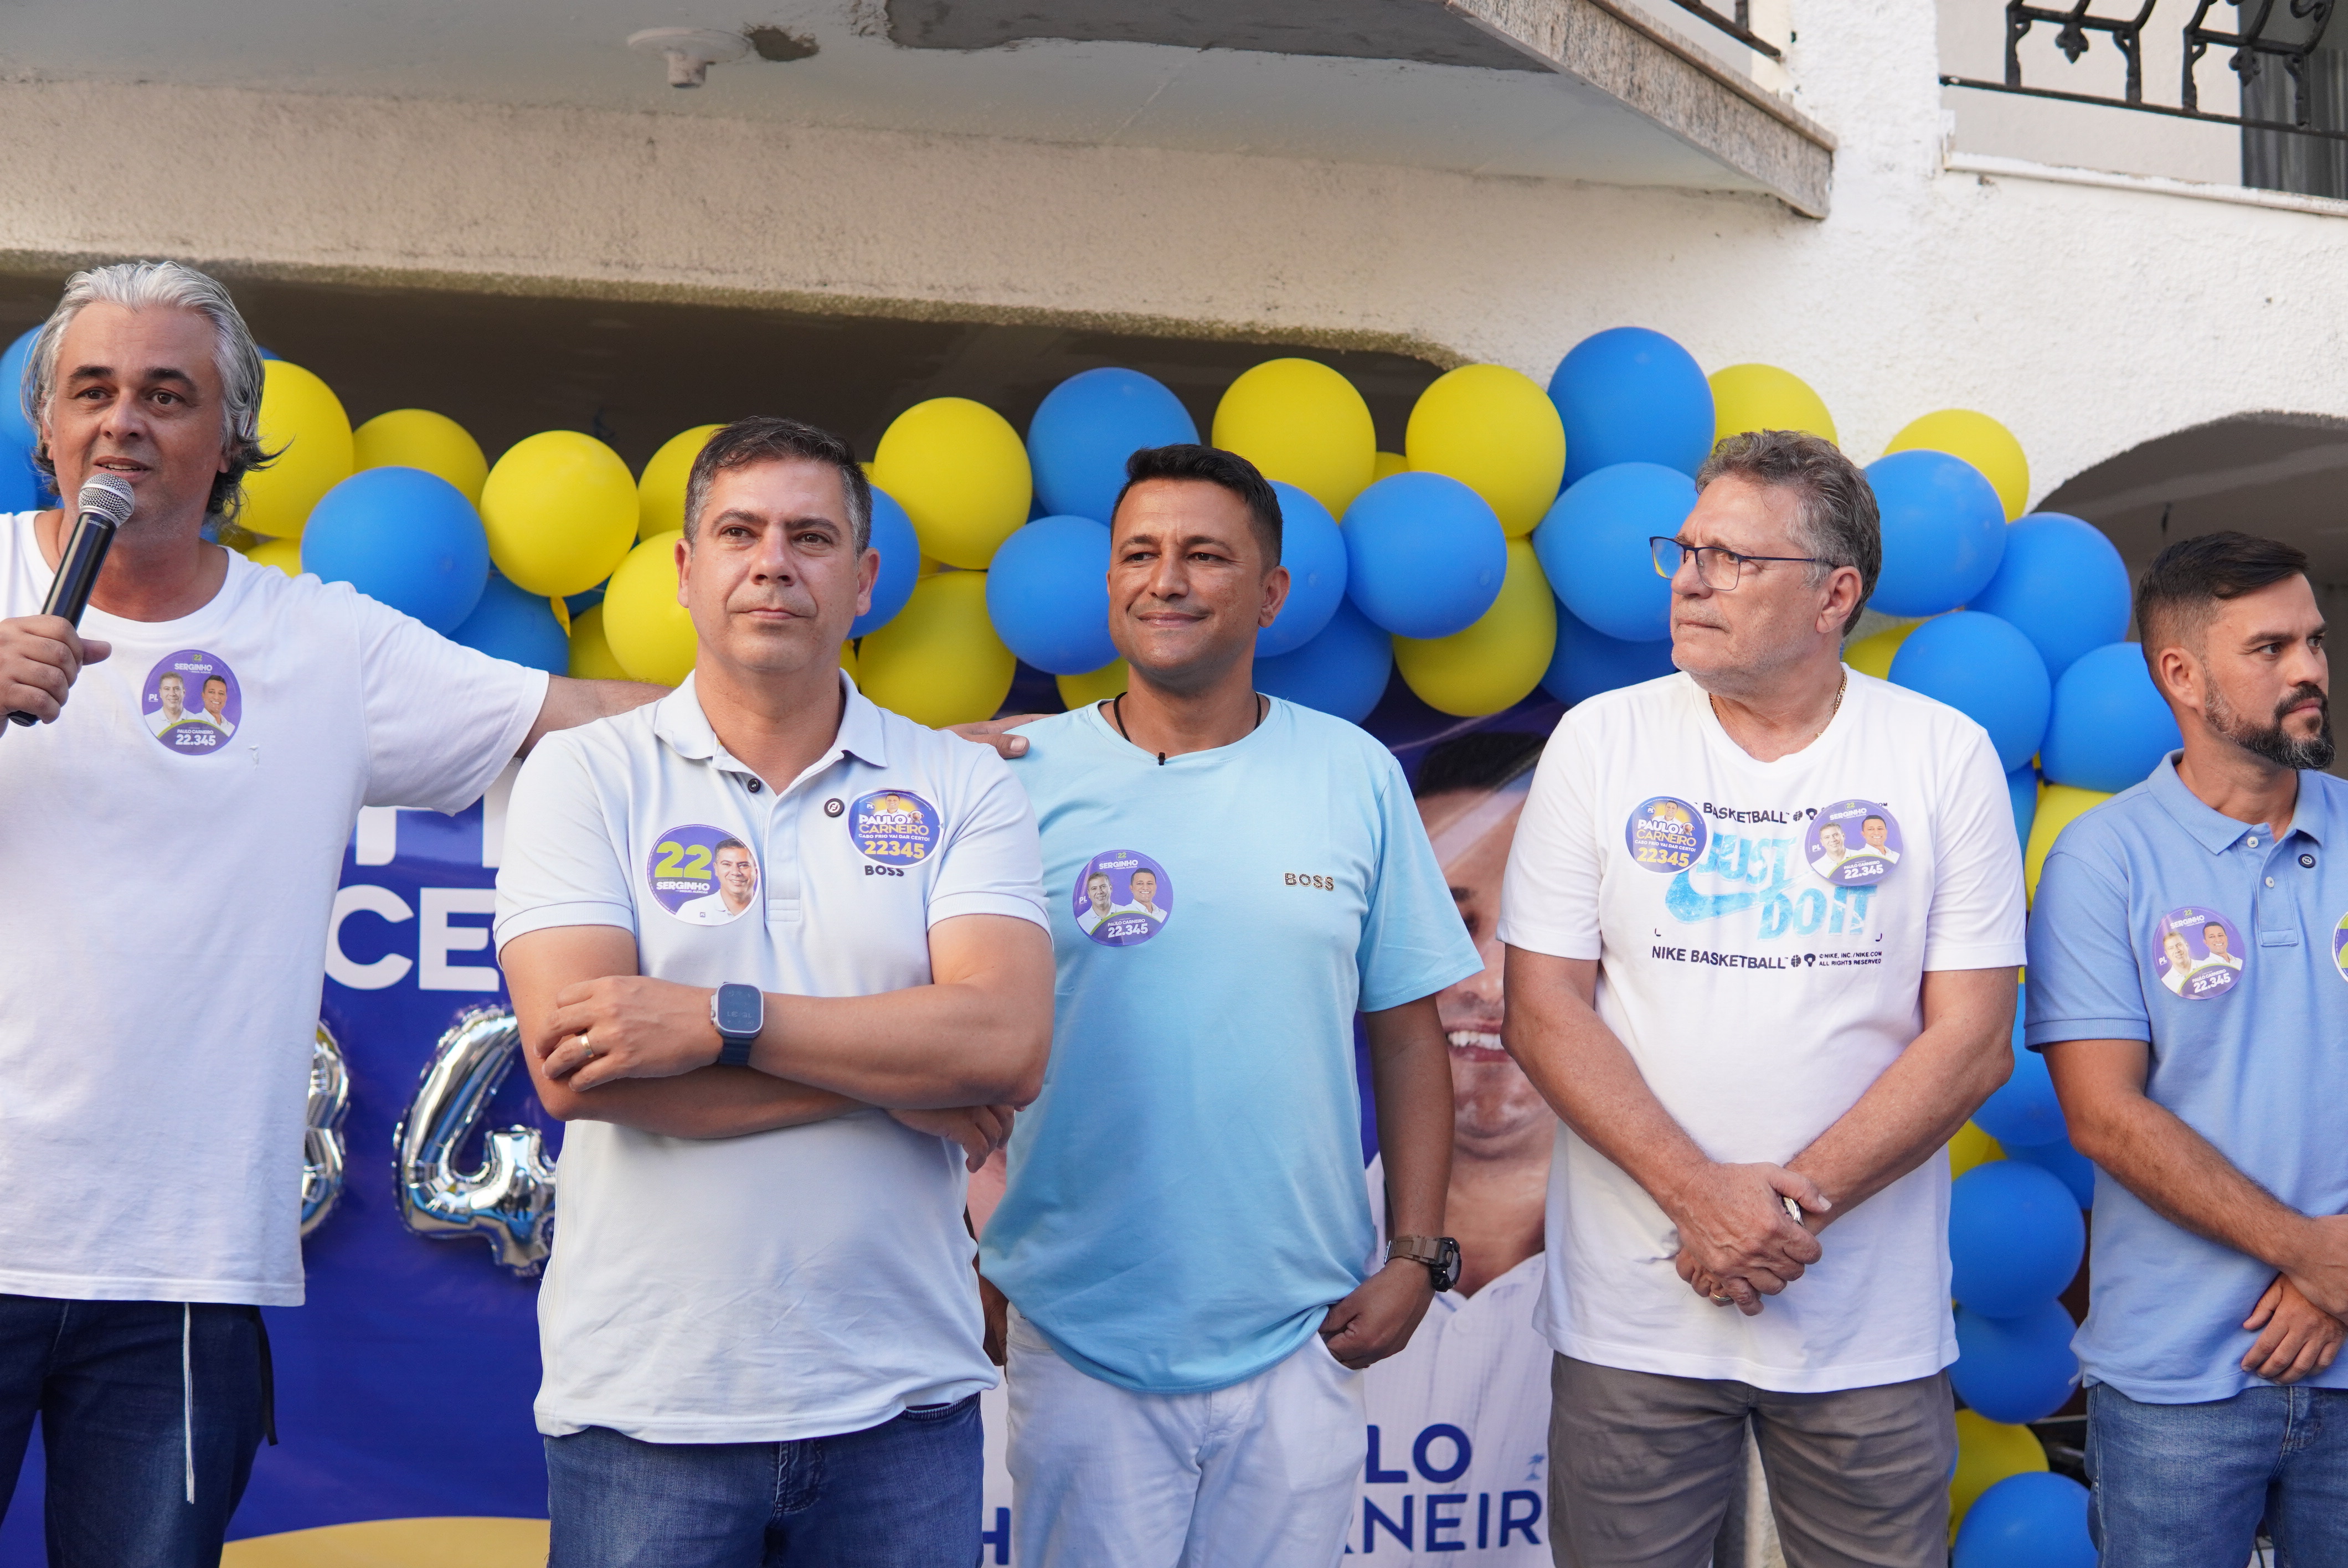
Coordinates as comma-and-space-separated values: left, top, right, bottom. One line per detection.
1387, 1235, 1461, 1292
709, 983, 764, 1068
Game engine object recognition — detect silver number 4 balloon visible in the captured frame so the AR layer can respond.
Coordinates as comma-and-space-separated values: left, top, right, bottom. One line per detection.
392, 1004, 558, 1275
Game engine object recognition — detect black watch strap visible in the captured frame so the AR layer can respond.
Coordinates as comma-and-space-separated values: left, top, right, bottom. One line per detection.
711, 983, 763, 1067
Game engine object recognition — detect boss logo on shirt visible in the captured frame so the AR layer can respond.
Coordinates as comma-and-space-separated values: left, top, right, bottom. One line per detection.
2154, 905, 2244, 1000
1285, 872, 1335, 891
1625, 797, 1706, 873
851, 790, 939, 864
140, 649, 242, 756
647, 823, 761, 926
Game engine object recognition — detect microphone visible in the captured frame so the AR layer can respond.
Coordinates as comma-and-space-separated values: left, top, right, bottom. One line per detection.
4, 473, 137, 728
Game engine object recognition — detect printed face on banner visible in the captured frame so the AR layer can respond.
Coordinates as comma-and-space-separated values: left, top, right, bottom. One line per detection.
2154, 905, 2244, 1000
141, 649, 241, 755
647, 824, 761, 925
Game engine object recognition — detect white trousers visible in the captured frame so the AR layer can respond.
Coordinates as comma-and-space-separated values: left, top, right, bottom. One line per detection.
1006, 1309, 1367, 1568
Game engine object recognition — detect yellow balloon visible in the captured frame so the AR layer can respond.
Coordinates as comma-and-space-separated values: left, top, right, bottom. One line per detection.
1709, 364, 1839, 447
1405, 365, 1567, 539
352, 409, 488, 504
1845, 620, 1923, 680
2026, 783, 2114, 902
1948, 1122, 2005, 1179
239, 361, 352, 540
244, 535, 304, 578
871, 399, 1031, 570
1058, 658, 1129, 709
565, 604, 632, 682
638, 424, 723, 541
601, 532, 695, 686
858, 571, 1016, 726
1372, 451, 1409, 482
480, 431, 639, 597
1885, 410, 2031, 522
1394, 540, 1559, 717
1949, 1410, 2048, 1538
1212, 359, 1376, 519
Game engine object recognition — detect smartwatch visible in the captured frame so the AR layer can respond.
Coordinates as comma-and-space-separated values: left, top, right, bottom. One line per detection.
1387, 1235, 1462, 1293
709, 983, 764, 1068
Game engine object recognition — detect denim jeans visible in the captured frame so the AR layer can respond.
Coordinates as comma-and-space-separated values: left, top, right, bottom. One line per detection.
0, 1294, 269, 1568
547, 1395, 984, 1567
2086, 1381, 2348, 1566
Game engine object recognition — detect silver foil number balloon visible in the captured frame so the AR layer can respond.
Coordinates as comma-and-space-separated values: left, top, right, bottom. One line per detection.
393, 1004, 557, 1275
300, 1023, 350, 1239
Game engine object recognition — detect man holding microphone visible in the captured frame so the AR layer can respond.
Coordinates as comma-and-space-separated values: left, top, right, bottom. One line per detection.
0, 260, 660, 1562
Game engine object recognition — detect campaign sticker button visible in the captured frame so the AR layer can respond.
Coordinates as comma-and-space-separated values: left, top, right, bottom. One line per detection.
647, 824, 760, 925
1808, 799, 1904, 887
2155, 905, 2244, 1000
140, 649, 241, 756
1625, 797, 1705, 874
852, 790, 940, 865
1075, 849, 1172, 947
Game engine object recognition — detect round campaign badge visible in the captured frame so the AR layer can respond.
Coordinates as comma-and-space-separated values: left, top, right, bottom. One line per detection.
2334, 913, 2348, 985
1074, 849, 1173, 947
140, 649, 241, 757
2154, 905, 2245, 1001
646, 824, 760, 926
1808, 800, 1904, 887
1624, 797, 1706, 874
850, 790, 940, 866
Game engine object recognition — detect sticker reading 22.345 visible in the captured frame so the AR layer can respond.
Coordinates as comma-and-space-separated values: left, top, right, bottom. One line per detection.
1808, 799, 1904, 887
140, 649, 241, 756
1625, 797, 1706, 873
2155, 905, 2244, 1000
852, 790, 940, 865
1075, 850, 1173, 947
647, 824, 760, 926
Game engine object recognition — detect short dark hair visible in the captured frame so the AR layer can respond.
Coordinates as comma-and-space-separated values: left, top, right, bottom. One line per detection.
1412, 731, 1546, 800
684, 416, 872, 549
1113, 444, 1283, 564
714, 837, 750, 858
2134, 530, 2310, 664
1696, 430, 1881, 637
203, 674, 226, 690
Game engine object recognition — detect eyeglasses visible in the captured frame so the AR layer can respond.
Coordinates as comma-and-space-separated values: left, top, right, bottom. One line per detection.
1650, 537, 1829, 592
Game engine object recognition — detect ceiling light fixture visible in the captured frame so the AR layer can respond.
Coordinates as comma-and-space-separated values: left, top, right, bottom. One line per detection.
627, 28, 750, 88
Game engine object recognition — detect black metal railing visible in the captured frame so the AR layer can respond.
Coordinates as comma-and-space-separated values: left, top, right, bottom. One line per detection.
1941, 1, 2348, 145
1669, 0, 1784, 59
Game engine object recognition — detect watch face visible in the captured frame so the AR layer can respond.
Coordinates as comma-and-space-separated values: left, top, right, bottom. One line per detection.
715, 984, 763, 1036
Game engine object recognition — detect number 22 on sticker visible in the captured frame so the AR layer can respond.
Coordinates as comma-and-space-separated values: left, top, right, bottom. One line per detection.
653, 841, 713, 878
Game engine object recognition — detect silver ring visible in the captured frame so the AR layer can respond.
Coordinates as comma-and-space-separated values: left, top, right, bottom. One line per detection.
1709, 1293, 1733, 1305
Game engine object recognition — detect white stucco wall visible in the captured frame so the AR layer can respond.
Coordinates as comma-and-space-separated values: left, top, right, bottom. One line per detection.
1, 0, 2341, 501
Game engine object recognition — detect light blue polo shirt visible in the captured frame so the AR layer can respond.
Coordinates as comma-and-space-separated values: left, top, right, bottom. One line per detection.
2027, 755, 2348, 1403
979, 697, 1481, 1394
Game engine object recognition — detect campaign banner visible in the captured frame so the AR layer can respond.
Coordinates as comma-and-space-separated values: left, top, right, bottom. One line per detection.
0, 699, 1566, 1565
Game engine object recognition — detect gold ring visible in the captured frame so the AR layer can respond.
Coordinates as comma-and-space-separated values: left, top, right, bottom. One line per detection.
1709, 1293, 1733, 1304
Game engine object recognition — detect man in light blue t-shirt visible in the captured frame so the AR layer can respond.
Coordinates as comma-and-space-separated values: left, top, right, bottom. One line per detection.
2030, 531, 2348, 1565
979, 443, 1479, 1568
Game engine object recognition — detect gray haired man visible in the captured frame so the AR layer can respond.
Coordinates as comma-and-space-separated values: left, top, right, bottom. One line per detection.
1497, 432, 2027, 1564
0, 261, 661, 1561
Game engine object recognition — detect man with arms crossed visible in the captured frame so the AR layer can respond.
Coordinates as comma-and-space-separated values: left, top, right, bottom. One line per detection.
2029, 532, 2348, 1564
496, 416, 1052, 1566
979, 444, 1477, 1567
0, 261, 656, 1564
1499, 430, 2023, 1565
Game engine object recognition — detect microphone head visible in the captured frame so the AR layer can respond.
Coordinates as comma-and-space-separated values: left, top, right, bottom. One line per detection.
76, 474, 136, 529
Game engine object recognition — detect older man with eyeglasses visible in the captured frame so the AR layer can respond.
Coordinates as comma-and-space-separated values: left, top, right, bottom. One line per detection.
1496, 430, 2025, 1565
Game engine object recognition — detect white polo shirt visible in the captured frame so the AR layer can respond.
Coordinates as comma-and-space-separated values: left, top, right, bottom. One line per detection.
495, 672, 1048, 1444
1497, 670, 2025, 1392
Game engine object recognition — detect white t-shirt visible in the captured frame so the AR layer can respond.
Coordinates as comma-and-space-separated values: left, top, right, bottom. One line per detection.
0, 513, 546, 1306
1496, 670, 2025, 1392
495, 674, 1048, 1444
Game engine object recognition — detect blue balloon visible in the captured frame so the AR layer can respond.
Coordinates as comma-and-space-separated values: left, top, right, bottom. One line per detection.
1951, 1299, 2079, 1425
1027, 368, 1198, 525
1542, 604, 1678, 706
1548, 327, 1714, 484
1975, 1005, 2069, 1149
1257, 482, 1347, 657
0, 326, 52, 511
565, 585, 607, 615
1951, 1160, 2085, 1317
852, 487, 921, 639
301, 467, 490, 635
451, 573, 570, 674
1867, 450, 2007, 616
1535, 462, 1693, 644
1887, 611, 2051, 772
1257, 600, 1393, 724
2009, 763, 2039, 847
2008, 1136, 2097, 1209
1342, 473, 1507, 639
985, 515, 1115, 675
1953, 1473, 2095, 1568
1968, 513, 2131, 684
2040, 642, 2183, 793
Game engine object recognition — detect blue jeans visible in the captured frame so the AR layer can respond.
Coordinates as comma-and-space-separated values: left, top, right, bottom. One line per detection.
546, 1395, 984, 1567
0, 1294, 269, 1567
2087, 1381, 2348, 1566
